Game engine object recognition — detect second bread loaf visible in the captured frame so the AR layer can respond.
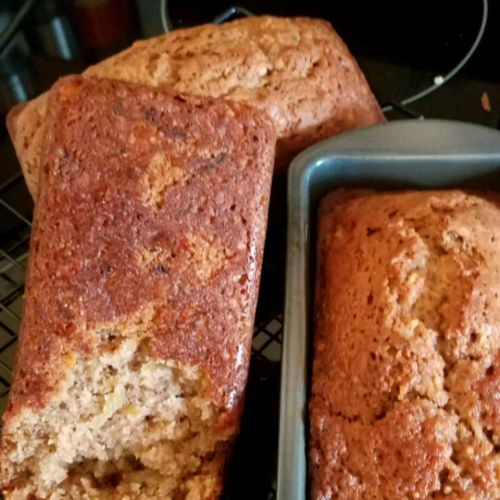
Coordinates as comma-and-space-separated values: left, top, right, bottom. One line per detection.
8, 16, 384, 198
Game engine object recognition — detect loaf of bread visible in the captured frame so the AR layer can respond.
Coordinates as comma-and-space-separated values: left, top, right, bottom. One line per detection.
0, 76, 275, 499
7, 15, 384, 198
311, 189, 500, 499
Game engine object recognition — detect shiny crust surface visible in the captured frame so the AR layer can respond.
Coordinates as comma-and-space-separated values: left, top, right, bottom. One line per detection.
7, 15, 384, 197
311, 189, 500, 499
3, 76, 275, 420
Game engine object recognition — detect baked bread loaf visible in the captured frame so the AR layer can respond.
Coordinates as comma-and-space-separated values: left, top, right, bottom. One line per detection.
0, 76, 275, 499
311, 189, 500, 499
7, 15, 384, 198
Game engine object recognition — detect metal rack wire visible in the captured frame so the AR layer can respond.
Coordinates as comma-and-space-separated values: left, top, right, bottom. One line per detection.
0, 170, 31, 406
0, 173, 31, 416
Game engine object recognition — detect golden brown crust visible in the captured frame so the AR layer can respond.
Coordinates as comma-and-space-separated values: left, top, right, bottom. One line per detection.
3, 75, 275, 421
7, 15, 384, 198
5, 100, 25, 141
311, 189, 500, 499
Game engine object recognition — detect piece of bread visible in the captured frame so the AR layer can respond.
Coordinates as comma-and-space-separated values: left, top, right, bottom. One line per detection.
311, 189, 500, 499
0, 76, 275, 499
7, 15, 384, 199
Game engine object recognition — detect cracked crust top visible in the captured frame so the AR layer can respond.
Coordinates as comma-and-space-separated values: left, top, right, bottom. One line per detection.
311, 189, 500, 499
7, 15, 384, 198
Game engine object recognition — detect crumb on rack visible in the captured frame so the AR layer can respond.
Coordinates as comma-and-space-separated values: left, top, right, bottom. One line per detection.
481, 92, 491, 112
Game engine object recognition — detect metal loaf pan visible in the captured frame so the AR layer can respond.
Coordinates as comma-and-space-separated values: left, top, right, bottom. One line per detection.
277, 119, 500, 500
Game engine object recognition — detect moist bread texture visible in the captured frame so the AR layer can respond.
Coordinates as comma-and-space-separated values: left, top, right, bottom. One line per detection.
311, 189, 500, 499
7, 15, 384, 198
0, 76, 275, 499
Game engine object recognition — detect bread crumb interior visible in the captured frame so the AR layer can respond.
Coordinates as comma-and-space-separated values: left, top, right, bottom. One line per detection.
2, 333, 230, 499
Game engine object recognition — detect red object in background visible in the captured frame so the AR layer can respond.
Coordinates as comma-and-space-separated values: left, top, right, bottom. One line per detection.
74, 0, 130, 49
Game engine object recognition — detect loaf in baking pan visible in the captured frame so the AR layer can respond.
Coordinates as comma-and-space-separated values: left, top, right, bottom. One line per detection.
7, 15, 384, 198
311, 189, 500, 499
0, 76, 275, 499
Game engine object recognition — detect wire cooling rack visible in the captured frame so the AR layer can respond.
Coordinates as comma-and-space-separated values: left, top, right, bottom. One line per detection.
0, 173, 32, 417
0, 7, 284, 499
